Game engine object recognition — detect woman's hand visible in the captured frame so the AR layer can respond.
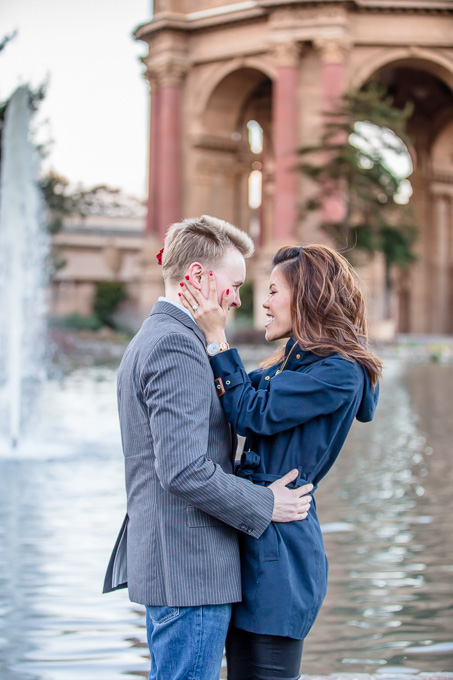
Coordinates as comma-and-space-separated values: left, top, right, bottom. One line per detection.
179, 272, 229, 343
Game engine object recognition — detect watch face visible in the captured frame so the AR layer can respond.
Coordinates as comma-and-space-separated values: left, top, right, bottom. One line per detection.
207, 341, 220, 356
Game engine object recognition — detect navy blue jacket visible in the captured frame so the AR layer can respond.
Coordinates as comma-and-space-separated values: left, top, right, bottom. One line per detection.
210, 338, 379, 639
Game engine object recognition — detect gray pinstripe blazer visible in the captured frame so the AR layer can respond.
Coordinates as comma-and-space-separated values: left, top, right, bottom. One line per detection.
104, 301, 274, 607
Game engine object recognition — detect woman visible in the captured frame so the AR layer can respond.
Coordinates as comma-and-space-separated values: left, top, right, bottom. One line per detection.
179, 244, 382, 680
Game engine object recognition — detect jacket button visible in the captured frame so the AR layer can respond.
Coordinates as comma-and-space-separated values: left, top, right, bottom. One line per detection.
226, 380, 230, 385
296, 354, 300, 359
265, 376, 270, 381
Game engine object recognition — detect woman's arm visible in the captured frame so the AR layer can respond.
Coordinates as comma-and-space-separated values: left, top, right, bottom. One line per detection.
178, 274, 362, 436
210, 349, 362, 436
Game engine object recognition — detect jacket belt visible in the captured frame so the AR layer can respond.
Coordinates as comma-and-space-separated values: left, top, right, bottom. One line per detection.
235, 450, 317, 492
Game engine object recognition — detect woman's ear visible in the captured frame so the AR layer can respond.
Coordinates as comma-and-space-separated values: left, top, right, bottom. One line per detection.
187, 262, 204, 290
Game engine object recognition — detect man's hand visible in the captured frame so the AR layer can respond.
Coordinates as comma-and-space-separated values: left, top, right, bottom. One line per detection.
269, 469, 313, 522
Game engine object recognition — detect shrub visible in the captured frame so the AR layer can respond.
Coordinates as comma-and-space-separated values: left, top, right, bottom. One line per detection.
93, 281, 127, 326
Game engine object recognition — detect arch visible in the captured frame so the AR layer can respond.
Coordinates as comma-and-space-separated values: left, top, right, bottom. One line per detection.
197, 65, 273, 138
350, 47, 453, 93
194, 57, 276, 121
188, 62, 274, 249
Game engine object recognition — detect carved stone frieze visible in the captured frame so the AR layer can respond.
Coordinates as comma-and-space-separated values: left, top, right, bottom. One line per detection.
269, 4, 349, 27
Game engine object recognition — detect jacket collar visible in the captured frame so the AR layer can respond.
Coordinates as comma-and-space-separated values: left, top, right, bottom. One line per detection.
150, 300, 207, 349
283, 337, 325, 369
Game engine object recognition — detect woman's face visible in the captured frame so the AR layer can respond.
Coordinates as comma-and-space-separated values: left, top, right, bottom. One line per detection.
263, 266, 293, 342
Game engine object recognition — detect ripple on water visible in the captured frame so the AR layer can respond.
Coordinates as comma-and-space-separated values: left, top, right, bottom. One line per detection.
0, 359, 452, 678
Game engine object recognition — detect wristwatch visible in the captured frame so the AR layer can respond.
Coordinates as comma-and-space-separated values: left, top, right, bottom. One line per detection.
206, 341, 230, 357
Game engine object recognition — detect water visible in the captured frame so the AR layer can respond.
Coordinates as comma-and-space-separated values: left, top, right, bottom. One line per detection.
0, 356, 452, 678
305, 359, 453, 673
0, 86, 49, 449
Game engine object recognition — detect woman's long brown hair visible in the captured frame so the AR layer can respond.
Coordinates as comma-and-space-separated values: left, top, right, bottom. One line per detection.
261, 245, 382, 388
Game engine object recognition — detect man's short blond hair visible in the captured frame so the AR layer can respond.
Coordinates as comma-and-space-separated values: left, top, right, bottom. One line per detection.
161, 215, 254, 282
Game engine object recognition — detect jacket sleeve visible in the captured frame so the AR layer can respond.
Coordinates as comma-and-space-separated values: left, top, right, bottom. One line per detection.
210, 349, 361, 436
141, 333, 274, 538
248, 367, 264, 389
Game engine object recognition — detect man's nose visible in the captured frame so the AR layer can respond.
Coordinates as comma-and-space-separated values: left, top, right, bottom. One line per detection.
231, 291, 241, 309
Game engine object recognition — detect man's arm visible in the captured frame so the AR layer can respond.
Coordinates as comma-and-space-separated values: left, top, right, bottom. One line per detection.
142, 332, 311, 538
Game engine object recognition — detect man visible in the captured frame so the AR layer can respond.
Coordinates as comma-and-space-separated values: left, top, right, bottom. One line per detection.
104, 215, 312, 680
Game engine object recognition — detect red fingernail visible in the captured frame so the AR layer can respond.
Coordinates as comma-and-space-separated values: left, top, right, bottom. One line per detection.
209, 271, 213, 276
178, 293, 181, 297
226, 289, 229, 295
180, 282, 184, 287
185, 275, 189, 280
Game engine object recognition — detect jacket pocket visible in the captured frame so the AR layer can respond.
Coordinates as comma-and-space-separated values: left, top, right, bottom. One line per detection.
185, 506, 227, 528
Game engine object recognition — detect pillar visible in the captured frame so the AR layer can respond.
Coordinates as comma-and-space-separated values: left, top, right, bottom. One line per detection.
430, 189, 452, 333
146, 79, 160, 236
315, 38, 348, 109
159, 76, 183, 238
314, 38, 350, 224
145, 61, 186, 241
272, 41, 299, 243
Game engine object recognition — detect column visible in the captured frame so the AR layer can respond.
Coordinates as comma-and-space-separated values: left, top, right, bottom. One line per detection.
315, 38, 349, 110
158, 69, 184, 238
146, 79, 160, 236
272, 41, 299, 242
145, 61, 186, 240
432, 190, 452, 333
315, 38, 350, 224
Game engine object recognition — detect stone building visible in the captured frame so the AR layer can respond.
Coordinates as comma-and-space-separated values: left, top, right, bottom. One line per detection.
50, 213, 144, 327
133, 0, 453, 336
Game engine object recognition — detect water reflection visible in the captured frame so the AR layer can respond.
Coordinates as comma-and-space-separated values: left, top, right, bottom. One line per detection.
0, 358, 452, 678
305, 359, 453, 673
0, 366, 150, 680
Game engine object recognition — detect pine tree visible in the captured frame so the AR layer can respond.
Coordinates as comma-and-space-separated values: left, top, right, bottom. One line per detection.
298, 84, 418, 315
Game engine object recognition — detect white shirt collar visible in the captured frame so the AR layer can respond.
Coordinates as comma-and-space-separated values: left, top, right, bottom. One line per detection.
158, 296, 194, 321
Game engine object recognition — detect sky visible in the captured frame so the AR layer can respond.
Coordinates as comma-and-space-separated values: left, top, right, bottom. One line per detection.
0, 0, 152, 199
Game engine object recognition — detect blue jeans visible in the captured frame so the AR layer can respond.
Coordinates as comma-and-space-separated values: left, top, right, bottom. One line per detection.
145, 603, 232, 680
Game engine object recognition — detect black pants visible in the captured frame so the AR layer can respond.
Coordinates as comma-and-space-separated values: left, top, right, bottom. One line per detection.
226, 625, 304, 680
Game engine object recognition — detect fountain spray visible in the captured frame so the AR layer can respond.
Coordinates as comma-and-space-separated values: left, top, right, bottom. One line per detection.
0, 86, 50, 449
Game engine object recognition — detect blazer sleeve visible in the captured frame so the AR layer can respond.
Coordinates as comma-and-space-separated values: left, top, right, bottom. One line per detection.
210, 349, 361, 436
141, 332, 274, 538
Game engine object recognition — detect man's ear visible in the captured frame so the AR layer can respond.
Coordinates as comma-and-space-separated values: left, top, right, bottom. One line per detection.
187, 262, 204, 290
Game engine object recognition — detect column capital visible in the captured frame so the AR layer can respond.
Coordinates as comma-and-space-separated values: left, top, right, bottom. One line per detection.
143, 55, 188, 87
314, 37, 352, 64
272, 40, 301, 68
